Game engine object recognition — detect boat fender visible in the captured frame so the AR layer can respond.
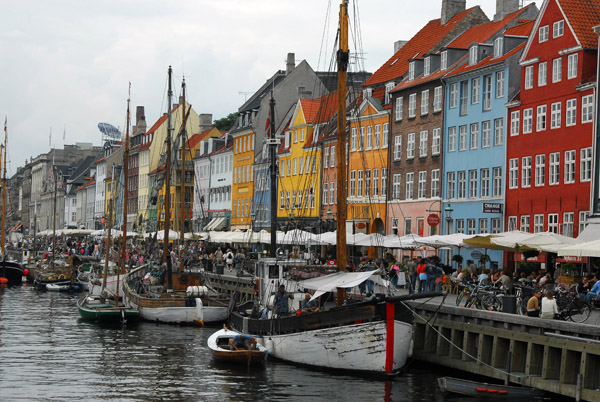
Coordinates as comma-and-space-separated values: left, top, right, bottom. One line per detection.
254, 279, 259, 295
58, 274, 66, 280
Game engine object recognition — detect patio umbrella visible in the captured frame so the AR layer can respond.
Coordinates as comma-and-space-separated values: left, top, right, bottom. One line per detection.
557, 238, 600, 257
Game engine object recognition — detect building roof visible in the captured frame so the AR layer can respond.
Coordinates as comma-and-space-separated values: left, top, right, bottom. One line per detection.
560, 0, 600, 49
504, 19, 536, 37
446, 42, 527, 78
364, 7, 479, 87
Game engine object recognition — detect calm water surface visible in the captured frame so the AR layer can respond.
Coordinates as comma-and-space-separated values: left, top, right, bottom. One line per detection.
0, 285, 557, 401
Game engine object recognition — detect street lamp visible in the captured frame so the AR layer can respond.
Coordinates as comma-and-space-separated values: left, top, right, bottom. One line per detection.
444, 203, 454, 233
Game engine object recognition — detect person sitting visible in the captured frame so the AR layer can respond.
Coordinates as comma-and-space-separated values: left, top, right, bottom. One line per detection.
300, 292, 319, 313
585, 279, 600, 304
526, 290, 542, 317
497, 271, 512, 292
228, 334, 257, 350
577, 275, 592, 298
540, 290, 558, 319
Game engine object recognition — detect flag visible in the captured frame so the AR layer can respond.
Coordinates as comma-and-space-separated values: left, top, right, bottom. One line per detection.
3, 117, 6, 133
265, 108, 271, 139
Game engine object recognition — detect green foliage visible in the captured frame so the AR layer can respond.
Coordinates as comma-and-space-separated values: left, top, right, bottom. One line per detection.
451, 254, 463, 264
213, 113, 237, 131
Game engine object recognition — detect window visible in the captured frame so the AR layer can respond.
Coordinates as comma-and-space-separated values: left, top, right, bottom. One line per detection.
469, 170, 477, 198
432, 128, 441, 155
418, 171, 427, 198
563, 212, 574, 237
359, 127, 365, 150
481, 168, 490, 198
419, 131, 428, 157
300, 129, 305, 142
580, 211, 590, 235
373, 169, 379, 196
520, 215, 530, 233
404, 218, 412, 235
567, 54, 578, 79
395, 97, 403, 121
522, 156, 532, 187
525, 66, 533, 89
385, 83, 395, 104
508, 216, 517, 231
469, 45, 478, 65
393, 173, 401, 199
374, 125, 381, 149
448, 127, 457, 152
548, 213, 559, 233
323, 148, 329, 170
330, 146, 335, 167
424, 57, 430, 77
394, 135, 402, 160
491, 218, 501, 234
564, 150, 575, 183
494, 118, 503, 146
293, 158, 297, 175
510, 111, 520, 136
433, 86, 442, 111
582, 95, 594, 123
279, 191, 284, 209
365, 170, 371, 196
382, 168, 387, 193
458, 171, 466, 199
383, 123, 389, 147
421, 90, 429, 115
535, 214, 546, 232
460, 81, 468, 115
441, 51, 448, 71
549, 152, 560, 185
480, 218, 489, 234
482, 121, 491, 148
447, 172, 456, 199
536, 105, 546, 132
483, 75, 492, 110
449, 83, 458, 109
552, 58, 562, 83
286, 191, 290, 209
470, 123, 479, 149
351, 127, 357, 151
566, 98, 577, 126
535, 154, 545, 186
459, 125, 467, 151
551, 102, 561, 129
408, 93, 417, 117
408, 61, 415, 81
581, 147, 592, 181
293, 130, 298, 143
496, 71, 505, 98
553, 20, 564, 38
287, 159, 291, 176
431, 169, 440, 198
456, 219, 465, 234
471, 78, 480, 105
391, 218, 399, 235
493, 37, 503, 58
366, 126, 372, 149
523, 108, 533, 133
493, 167, 502, 197
349, 170, 356, 196
405, 172, 414, 200
509, 158, 519, 189
467, 219, 476, 235
407, 133, 415, 159
539, 25, 549, 42
538, 62, 547, 86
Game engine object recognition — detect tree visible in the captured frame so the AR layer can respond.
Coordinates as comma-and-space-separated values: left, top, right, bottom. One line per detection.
213, 113, 237, 131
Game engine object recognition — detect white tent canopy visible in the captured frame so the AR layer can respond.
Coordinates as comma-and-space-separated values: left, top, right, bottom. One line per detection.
557, 239, 600, 257
299, 270, 379, 301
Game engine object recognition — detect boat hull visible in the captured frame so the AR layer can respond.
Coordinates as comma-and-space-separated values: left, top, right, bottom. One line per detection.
0, 261, 26, 284
207, 328, 267, 366
77, 295, 140, 322
438, 376, 545, 399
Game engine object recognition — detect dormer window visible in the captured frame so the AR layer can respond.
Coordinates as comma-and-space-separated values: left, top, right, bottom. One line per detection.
385, 82, 395, 104
440, 51, 448, 71
408, 62, 415, 81
424, 57, 431, 77
493, 37, 503, 58
553, 20, 564, 38
539, 25, 549, 42
363, 88, 372, 99
469, 46, 478, 65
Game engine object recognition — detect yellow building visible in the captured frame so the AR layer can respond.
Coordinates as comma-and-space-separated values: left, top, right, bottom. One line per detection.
347, 96, 389, 247
230, 127, 255, 231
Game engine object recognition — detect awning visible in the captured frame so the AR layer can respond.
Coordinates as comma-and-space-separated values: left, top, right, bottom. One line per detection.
212, 217, 228, 231
299, 270, 379, 301
203, 218, 218, 231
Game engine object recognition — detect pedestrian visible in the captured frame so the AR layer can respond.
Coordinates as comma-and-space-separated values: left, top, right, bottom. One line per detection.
540, 290, 558, 319
406, 258, 417, 294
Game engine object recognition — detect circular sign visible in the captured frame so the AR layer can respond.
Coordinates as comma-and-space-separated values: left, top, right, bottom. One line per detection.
427, 214, 440, 227
356, 222, 367, 230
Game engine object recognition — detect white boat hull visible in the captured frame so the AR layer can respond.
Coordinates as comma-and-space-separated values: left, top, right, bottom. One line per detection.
127, 299, 228, 324
262, 320, 412, 373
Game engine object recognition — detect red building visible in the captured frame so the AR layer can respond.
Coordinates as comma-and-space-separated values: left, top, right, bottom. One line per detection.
505, 0, 600, 238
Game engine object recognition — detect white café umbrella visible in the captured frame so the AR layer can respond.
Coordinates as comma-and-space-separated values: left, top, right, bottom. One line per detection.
557, 238, 600, 257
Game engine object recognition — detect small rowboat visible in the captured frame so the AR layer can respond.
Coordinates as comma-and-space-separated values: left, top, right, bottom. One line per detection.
207, 328, 267, 366
77, 294, 140, 323
438, 376, 544, 399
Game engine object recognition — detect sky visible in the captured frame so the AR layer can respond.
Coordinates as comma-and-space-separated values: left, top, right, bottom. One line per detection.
1, 0, 498, 176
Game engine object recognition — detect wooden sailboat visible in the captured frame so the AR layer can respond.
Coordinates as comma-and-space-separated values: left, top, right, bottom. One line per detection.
122, 67, 230, 325
78, 85, 139, 322
227, 1, 438, 375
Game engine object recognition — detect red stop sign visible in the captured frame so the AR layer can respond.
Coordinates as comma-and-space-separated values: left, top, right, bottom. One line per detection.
427, 214, 440, 227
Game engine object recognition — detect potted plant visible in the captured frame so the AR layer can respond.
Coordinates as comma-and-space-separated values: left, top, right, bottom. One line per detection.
452, 254, 463, 269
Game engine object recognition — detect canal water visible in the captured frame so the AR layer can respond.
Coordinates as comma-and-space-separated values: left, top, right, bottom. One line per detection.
0, 285, 560, 402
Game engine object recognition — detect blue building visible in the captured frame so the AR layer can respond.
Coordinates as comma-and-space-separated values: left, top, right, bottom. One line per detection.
442, 19, 534, 269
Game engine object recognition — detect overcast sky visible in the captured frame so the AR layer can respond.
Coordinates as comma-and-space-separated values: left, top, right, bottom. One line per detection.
1, 0, 498, 176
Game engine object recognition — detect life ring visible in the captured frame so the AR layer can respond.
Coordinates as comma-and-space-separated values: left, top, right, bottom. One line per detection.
58, 274, 66, 280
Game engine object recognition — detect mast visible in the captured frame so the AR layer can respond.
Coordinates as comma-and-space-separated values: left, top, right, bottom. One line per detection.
102, 198, 113, 291
164, 66, 174, 290
51, 159, 57, 270
269, 93, 277, 257
335, 0, 349, 304
120, 83, 131, 276
1, 124, 7, 256
179, 79, 186, 272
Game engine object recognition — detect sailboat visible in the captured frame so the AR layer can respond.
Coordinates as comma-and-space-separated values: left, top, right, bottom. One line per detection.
122, 67, 230, 325
227, 0, 438, 375
77, 86, 139, 322
0, 119, 26, 285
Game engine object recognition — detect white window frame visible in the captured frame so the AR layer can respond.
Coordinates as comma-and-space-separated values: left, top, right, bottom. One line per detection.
449, 83, 458, 109
539, 25, 549, 43
509, 158, 519, 189
538, 62, 547, 86
432, 128, 441, 155
431, 169, 440, 198
525, 66, 533, 89
470, 123, 479, 149
552, 58, 562, 83
405, 172, 414, 200
567, 53, 578, 80
566, 98, 577, 126
522, 156, 532, 188
493, 167, 502, 197
469, 170, 477, 199
520, 215, 530, 233
441, 51, 448, 71
408, 93, 417, 117
459, 125, 467, 151
582, 95, 594, 123
392, 173, 401, 199
457, 171, 466, 199
418, 171, 427, 199
536, 104, 546, 132
421, 89, 429, 115
548, 213, 559, 234
564, 150, 575, 184
551, 102, 561, 129
496, 70, 505, 99
424, 56, 430, 77
407, 133, 415, 159
446, 172, 456, 199
523, 108, 533, 133
534, 214, 544, 233
483, 75, 492, 110
553, 20, 564, 38
419, 130, 428, 158
494, 118, 504, 146
469, 45, 478, 65
482, 120, 491, 148
581, 147, 592, 182
535, 154, 545, 186
394, 135, 402, 161
493, 37, 503, 58
549, 152, 560, 185
433, 86, 443, 112
471, 78, 480, 105
448, 127, 457, 152
395, 97, 403, 121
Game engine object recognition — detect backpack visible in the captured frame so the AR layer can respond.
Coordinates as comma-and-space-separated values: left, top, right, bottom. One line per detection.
425, 264, 434, 276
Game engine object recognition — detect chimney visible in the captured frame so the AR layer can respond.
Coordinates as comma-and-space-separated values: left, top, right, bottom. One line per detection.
199, 113, 213, 133
441, 0, 466, 25
135, 106, 146, 135
394, 40, 408, 53
286, 53, 295, 75
494, 0, 519, 22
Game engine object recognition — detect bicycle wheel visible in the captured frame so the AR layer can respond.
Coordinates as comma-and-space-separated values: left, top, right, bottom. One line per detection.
556, 295, 570, 311
516, 297, 524, 315
456, 290, 465, 306
568, 300, 591, 323
483, 294, 501, 311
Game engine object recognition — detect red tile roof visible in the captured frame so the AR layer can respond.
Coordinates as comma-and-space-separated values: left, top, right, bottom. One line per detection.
560, 0, 600, 49
95, 156, 105, 164
364, 8, 479, 87
446, 42, 526, 78
504, 19, 535, 37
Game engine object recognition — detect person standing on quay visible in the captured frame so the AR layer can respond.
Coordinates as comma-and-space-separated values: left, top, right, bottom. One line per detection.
406, 258, 417, 294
